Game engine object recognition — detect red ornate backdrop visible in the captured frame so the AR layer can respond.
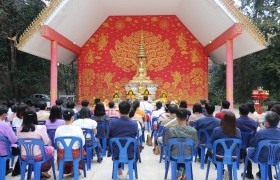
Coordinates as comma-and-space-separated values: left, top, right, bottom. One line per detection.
78, 15, 208, 104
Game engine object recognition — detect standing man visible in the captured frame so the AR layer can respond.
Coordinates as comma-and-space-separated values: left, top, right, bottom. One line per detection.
140, 96, 154, 112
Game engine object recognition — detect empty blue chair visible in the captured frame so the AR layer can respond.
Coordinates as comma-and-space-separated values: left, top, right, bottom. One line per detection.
243, 140, 280, 180
55, 136, 86, 180
159, 126, 169, 163
38, 120, 46, 125
0, 136, 14, 180
164, 138, 195, 180
196, 129, 212, 169
110, 138, 138, 180
17, 138, 56, 180
206, 138, 241, 180
81, 128, 102, 170
47, 129, 57, 149
96, 122, 109, 156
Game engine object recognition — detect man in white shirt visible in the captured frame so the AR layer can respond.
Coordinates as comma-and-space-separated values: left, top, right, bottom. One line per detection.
140, 96, 154, 112
73, 107, 97, 134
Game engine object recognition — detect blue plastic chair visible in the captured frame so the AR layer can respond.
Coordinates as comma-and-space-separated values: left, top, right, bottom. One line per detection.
164, 138, 195, 180
136, 130, 142, 163
0, 136, 14, 180
205, 138, 242, 180
81, 128, 102, 170
159, 127, 169, 163
110, 138, 138, 180
240, 131, 254, 149
196, 129, 212, 169
96, 122, 109, 156
55, 136, 86, 180
145, 110, 152, 132
47, 129, 57, 149
38, 120, 46, 125
243, 140, 280, 180
17, 138, 56, 180
151, 117, 159, 143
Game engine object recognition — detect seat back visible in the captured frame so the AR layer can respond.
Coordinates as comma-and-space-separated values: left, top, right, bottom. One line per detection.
145, 110, 152, 116
47, 129, 57, 148
55, 136, 83, 161
241, 131, 254, 149
17, 138, 47, 163
96, 122, 109, 139
110, 138, 137, 162
81, 128, 97, 147
151, 117, 159, 131
253, 140, 280, 165
38, 121, 46, 125
167, 138, 195, 163
212, 138, 242, 164
198, 129, 212, 148
0, 136, 12, 157
162, 127, 169, 147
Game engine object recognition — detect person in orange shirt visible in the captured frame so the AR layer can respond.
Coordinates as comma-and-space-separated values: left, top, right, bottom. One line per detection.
132, 100, 147, 122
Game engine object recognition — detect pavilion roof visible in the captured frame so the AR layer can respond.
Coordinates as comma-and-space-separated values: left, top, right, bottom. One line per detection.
17, 0, 267, 64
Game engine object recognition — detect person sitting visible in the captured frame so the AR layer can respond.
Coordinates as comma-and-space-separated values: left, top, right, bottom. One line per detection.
140, 96, 154, 112
106, 101, 120, 118
73, 107, 97, 135
191, 103, 220, 161
17, 108, 54, 178
244, 111, 280, 179
200, 99, 207, 116
179, 100, 192, 120
236, 104, 258, 132
215, 100, 231, 120
45, 105, 65, 129
246, 101, 260, 123
151, 101, 164, 120
188, 103, 204, 125
7, 105, 17, 122
6, 100, 15, 116
165, 108, 198, 180
66, 101, 77, 114
132, 100, 147, 122
0, 106, 20, 176
270, 104, 280, 128
158, 102, 171, 120
55, 99, 64, 115
108, 101, 138, 179
159, 104, 178, 128
92, 102, 110, 123
77, 100, 93, 118
129, 108, 143, 137
36, 101, 50, 121
55, 109, 86, 175
12, 104, 27, 127
259, 101, 280, 123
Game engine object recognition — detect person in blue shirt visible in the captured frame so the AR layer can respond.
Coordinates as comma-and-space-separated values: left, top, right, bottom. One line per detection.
244, 111, 280, 179
236, 104, 258, 132
108, 101, 138, 178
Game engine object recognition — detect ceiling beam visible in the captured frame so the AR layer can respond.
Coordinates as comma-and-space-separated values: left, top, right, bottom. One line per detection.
204, 23, 243, 55
40, 25, 81, 55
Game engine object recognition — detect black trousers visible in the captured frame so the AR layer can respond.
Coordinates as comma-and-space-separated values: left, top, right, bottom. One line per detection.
4, 147, 20, 173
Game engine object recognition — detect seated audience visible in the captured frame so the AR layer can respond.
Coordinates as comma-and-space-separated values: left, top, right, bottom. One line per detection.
159, 104, 178, 128
200, 99, 207, 116
73, 107, 97, 134
140, 96, 154, 112
45, 105, 65, 129
55, 109, 86, 175
17, 108, 54, 178
12, 104, 27, 127
179, 100, 191, 120
259, 101, 279, 123
92, 102, 110, 123
7, 105, 17, 122
7, 100, 15, 116
236, 104, 258, 132
0, 106, 20, 176
188, 103, 204, 125
151, 101, 164, 120
55, 99, 64, 114
215, 100, 230, 120
270, 104, 280, 128
78, 100, 93, 118
66, 101, 77, 114
129, 108, 142, 137
108, 101, 138, 178
246, 101, 260, 123
36, 101, 50, 121
132, 100, 147, 122
106, 101, 120, 118
165, 108, 198, 180
245, 111, 280, 179
158, 102, 171, 120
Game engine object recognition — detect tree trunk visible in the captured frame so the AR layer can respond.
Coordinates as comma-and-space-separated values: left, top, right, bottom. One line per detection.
8, 39, 17, 100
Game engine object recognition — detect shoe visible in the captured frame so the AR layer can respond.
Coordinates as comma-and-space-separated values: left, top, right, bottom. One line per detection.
6, 168, 13, 175
11, 170, 21, 176
241, 172, 254, 179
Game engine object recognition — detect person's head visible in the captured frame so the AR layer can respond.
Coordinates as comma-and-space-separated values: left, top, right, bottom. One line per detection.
179, 100, 187, 109
129, 108, 136, 118
200, 99, 207, 106
221, 100, 230, 109
94, 98, 101, 105
94, 102, 105, 116
79, 107, 91, 119
246, 101, 255, 113
38, 101, 47, 110
55, 99, 63, 106
16, 104, 28, 119
63, 108, 75, 122
7, 100, 14, 108
271, 104, 280, 116
143, 96, 148, 101
81, 100, 89, 107
156, 101, 162, 110
239, 104, 249, 116
168, 104, 178, 114
221, 111, 237, 136
176, 108, 188, 121
264, 111, 280, 128
119, 101, 131, 115
49, 105, 62, 123
267, 101, 280, 111
21, 108, 38, 132
132, 100, 140, 110
164, 102, 170, 112
66, 101, 75, 109
26, 100, 34, 107
11, 105, 17, 113
109, 101, 115, 109
192, 103, 202, 114
0, 106, 8, 120
205, 103, 215, 115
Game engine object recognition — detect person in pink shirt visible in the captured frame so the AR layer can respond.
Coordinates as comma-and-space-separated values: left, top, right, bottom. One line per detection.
45, 105, 65, 129
17, 108, 54, 178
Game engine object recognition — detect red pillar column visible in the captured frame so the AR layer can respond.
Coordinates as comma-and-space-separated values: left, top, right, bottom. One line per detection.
226, 39, 234, 110
50, 40, 58, 106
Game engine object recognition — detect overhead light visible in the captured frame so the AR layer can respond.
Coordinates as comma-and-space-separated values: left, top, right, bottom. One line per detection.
57, 63, 60, 66
209, 41, 212, 44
